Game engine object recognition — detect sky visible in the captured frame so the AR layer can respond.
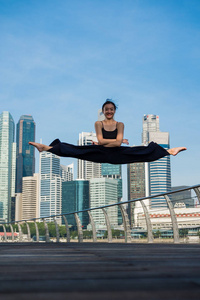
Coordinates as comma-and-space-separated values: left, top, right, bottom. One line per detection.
0, 0, 199, 199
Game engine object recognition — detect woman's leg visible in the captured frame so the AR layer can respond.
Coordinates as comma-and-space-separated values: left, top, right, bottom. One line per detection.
167, 147, 187, 156
29, 142, 52, 152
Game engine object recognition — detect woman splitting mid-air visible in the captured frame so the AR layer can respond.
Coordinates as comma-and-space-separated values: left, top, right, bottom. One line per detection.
29, 100, 186, 164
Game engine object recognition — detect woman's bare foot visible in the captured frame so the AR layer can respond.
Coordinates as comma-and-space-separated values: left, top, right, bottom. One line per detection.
167, 147, 187, 156
29, 142, 52, 152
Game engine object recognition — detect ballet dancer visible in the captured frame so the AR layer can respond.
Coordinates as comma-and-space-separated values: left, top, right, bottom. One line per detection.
29, 100, 186, 164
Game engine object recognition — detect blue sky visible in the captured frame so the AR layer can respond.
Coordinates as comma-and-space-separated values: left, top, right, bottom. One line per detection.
0, 0, 199, 198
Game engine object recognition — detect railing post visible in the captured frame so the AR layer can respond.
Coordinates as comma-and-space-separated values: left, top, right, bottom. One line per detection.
25, 222, 31, 242
63, 215, 70, 243
164, 195, 179, 244
88, 211, 97, 242
119, 204, 132, 243
194, 187, 200, 203
140, 200, 154, 243
2, 225, 7, 242
17, 223, 23, 242
74, 213, 83, 242
9, 224, 14, 242
34, 221, 39, 242
42, 219, 50, 243
102, 208, 112, 243
53, 217, 60, 243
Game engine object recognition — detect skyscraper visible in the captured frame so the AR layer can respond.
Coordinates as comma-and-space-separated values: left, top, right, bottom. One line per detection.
142, 114, 159, 145
16, 115, 35, 193
77, 132, 101, 180
39, 152, 62, 224
62, 180, 89, 228
127, 162, 146, 226
60, 163, 74, 181
90, 178, 118, 228
148, 131, 171, 208
142, 115, 171, 208
21, 173, 39, 220
0, 112, 16, 222
101, 163, 123, 224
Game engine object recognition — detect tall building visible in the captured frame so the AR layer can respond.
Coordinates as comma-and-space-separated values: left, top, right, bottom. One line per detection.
62, 180, 89, 228
127, 162, 146, 226
142, 114, 159, 145
142, 115, 171, 208
0, 112, 16, 222
77, 132, 101, 180
101, 163, 123, 224
16, 115, 35, 193
39, 152, 62, 224
21, 173, 39, 220
148, 131, 171, 208
60, 163, 74, 181
90, 178, 118, 228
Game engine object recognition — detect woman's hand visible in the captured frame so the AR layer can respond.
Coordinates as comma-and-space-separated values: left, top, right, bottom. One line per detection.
122, 139, 129, 145
92, 141, 99, 145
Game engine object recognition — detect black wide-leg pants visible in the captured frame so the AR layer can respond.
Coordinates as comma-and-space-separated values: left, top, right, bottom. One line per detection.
48, 139, 169, 165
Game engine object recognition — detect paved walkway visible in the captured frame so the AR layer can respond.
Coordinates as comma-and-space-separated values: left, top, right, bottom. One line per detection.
0, 242, 200, 299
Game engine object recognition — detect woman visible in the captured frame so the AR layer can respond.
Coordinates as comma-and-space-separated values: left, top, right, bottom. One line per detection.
29, 100, 186, 164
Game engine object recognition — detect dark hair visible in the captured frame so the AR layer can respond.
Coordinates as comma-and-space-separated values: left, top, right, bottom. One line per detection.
102, 99, 117, 111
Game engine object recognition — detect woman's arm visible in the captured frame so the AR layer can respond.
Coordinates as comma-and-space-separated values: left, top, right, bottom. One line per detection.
95, 121, 124, 147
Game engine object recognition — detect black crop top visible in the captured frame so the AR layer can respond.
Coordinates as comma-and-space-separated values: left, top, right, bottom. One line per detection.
102, 121, 118, 139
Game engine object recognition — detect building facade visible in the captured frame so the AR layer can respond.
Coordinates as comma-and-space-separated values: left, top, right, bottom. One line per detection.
90, 178, 118, 228
77, 132, 101, 180
0, 111, 16, 222
143, 115, 171, 208
39, 152, 62, 224
21, 173, 39, 220
148, 131, 171, 208
127, 162, 146, 226
171, 186, 193, 208
16, 115, 35, 193
62, 180, 89, 228
60, 163, 74, 182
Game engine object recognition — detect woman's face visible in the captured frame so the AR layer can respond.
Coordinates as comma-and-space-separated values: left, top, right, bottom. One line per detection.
103, 103, 116, 119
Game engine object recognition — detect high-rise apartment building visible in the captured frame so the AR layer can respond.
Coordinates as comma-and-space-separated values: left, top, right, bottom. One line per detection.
60, 163, 74, 181
16, 115, 35, 193
39, 152, 62, 224
0, 112, 16, 222
90, 178, 118, 228
77, 132, 101, 180
62, 180, 89, 228
21, 173, 39, 220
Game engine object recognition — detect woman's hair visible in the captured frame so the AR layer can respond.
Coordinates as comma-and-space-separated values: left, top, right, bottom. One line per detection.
102, 99, 117, 111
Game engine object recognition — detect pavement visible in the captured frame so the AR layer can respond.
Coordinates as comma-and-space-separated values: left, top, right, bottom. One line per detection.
0, 242, 200, 300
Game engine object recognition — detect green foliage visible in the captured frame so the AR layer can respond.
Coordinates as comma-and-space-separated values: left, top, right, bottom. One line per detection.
153, 230, 161, 238
179, 229, 189, 237
70, 231, 78, 239
83, 230, 92, 239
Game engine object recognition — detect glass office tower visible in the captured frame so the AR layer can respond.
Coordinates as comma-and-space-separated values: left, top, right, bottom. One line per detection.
62, 180, 89, 229
0, 112, 16, 222
16, 115, 35, 193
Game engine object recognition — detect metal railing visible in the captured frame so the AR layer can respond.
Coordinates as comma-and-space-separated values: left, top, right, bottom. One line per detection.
0, 184, 200, 244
